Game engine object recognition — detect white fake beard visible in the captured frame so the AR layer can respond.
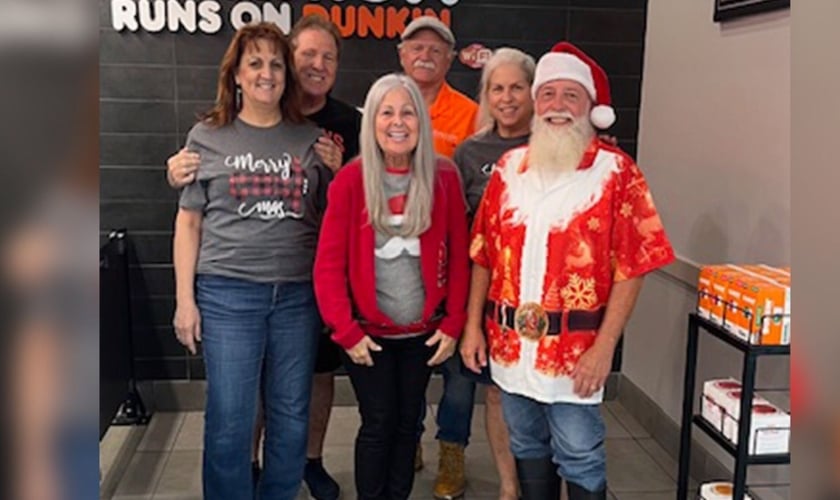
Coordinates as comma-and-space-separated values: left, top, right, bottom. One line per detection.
528, 112, 595, 175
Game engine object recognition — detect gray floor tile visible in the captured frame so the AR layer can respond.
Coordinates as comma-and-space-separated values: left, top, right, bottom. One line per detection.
172, 412, 203, 451
108, 390, 699, 500
137, 413, 185, 452
153, 450, 202, 498
603, 406, 632, 439
113, 451, 169, 498
606, 439, 674, 493
636, 438, 683, 483
604, 401, 650, 438
323, 406, 360, 446
464, 442, 502, 495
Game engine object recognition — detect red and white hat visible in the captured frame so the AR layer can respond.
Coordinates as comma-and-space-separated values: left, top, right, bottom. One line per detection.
532, 41, 615, 129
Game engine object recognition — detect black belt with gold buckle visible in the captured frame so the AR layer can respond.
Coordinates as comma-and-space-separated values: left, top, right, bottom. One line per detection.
484, 300, 605, 340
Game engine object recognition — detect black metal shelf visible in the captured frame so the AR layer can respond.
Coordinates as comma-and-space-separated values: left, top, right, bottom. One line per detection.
691, 416, 790, 465
677, 312, 790, 500
691, 314, 789, 356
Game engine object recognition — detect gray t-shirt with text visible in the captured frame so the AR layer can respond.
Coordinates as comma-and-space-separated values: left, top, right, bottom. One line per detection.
179, 118, 326, 283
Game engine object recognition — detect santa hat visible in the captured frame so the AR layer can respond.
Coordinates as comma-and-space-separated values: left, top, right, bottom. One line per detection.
532, 42, 615, 130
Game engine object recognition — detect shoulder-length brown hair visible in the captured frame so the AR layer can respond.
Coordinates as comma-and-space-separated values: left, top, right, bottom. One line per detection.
202, 22, 305, 126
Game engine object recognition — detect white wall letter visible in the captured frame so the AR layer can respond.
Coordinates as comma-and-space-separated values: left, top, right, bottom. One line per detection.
138, 0, 167, 32
197, 0, 222, 33
111, 0, 138, 31
167, 0, 196, 32
230, 2, 261, 30
261, 2, 291, 33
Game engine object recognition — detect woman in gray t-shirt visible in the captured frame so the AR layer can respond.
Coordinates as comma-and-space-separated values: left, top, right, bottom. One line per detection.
171, 23, 328, 500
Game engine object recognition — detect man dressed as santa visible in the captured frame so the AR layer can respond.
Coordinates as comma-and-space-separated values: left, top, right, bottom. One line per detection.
460, 42, 675, 500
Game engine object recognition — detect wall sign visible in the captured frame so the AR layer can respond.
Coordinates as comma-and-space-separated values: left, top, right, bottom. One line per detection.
713, 0, 789, 22
110, 0, 459, 36
458, 42, 491, 69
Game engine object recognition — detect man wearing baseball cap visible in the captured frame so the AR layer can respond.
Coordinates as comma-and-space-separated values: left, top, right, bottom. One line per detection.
461, 42, 675, 499
398, 15, 480, 500
399, 16, 478, 159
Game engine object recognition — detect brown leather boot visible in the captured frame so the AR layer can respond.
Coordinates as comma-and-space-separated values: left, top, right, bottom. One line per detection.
433, 441, 466, 499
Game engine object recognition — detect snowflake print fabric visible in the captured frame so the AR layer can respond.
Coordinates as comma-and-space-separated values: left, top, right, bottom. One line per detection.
469, 141, 674, 403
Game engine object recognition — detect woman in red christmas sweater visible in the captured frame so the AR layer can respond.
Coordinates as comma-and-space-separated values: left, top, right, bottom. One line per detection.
313, 73, 469, 500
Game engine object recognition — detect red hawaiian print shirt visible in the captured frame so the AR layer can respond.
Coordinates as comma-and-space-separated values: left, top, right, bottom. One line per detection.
470, 139, 675, 404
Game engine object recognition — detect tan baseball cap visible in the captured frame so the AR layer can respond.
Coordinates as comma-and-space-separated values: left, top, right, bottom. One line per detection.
401, 16, 455, 46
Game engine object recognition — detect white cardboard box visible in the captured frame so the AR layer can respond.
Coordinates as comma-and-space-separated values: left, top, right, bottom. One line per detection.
721, 399, 790, 455
701, 379, 742, 432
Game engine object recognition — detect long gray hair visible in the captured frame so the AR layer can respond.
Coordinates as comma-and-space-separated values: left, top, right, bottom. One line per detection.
475, 47, 536, 132
360, 73, 436, 237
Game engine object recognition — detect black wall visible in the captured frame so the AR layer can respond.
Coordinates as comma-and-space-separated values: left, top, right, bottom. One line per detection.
99, 0, 647, 380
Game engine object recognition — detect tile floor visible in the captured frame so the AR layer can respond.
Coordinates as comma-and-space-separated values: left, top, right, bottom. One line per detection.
106, 397, 703, 500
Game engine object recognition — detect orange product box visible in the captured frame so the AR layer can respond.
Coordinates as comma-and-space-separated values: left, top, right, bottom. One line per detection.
697, 265, 743, 325
724, 272, 789, 345
697, 265, 729, 322
771, 274, 791, 342
746, 268, 790, 345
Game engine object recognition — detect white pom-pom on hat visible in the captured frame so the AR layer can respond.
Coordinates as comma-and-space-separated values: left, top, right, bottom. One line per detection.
590, 104, 615, 130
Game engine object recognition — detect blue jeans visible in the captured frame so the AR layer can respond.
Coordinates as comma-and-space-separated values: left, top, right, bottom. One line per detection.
197, 275, 320, 500
418, 354, 477, 446
500, 391, 607, 492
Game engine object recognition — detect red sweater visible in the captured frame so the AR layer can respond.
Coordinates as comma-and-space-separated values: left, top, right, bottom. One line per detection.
313, 157, 469, 350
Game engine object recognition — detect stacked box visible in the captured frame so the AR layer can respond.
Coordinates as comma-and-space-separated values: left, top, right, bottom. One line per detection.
697, 265, 736, 323
696, 264, 791, 345
721, 390, 790, 455
724, 272, 789, 345
701, 378, 742, 431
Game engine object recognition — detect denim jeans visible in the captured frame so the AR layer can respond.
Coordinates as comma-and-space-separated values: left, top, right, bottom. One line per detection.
500, 390, 607, 492
424, 354, 477, 446
197, 274, 320, 500
344, 334, 435, 500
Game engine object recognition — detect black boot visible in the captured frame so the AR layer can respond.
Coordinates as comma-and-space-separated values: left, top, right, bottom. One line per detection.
567, 481, 607, 500
515, 457, 561, 500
